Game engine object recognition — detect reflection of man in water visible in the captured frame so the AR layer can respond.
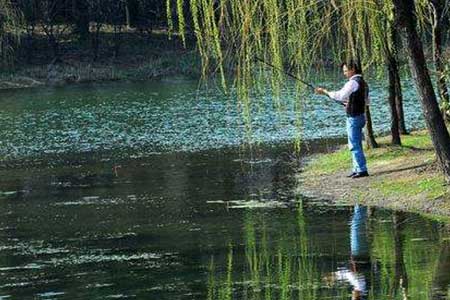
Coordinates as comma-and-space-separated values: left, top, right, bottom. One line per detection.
334, 205, 370, 300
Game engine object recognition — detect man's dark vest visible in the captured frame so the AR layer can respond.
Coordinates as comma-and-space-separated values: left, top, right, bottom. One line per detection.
346, 76, 367, 117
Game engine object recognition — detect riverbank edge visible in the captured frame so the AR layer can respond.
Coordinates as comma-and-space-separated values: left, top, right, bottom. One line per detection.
297, 130, 450, 221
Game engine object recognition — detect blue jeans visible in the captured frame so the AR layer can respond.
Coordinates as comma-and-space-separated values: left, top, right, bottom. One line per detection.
346, 114, 367, 173
350, 205, 369, 258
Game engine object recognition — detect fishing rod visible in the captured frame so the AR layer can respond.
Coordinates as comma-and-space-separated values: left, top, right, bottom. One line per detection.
255, 57, 316, 90
255, 57, 345, 106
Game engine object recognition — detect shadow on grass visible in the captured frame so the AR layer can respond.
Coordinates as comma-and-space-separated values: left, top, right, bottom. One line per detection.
373, 162, 432, 177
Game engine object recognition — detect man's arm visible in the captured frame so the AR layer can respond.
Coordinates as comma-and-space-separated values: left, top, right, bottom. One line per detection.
316, 80, 359, 103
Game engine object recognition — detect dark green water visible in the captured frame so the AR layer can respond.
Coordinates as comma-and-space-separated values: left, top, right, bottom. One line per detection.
0, 145, 449, 300
0, 78, 448, 299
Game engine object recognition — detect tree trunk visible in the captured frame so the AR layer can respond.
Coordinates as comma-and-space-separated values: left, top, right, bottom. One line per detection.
353, 53, 378, 149
390, 26, 408, 134
92, 24, 102, 61
113, 25, 121, 58
364, 105, 379, 148
49, 34, 59, 59
393, 0, 450, 182
430, 0, 450, 122
393, 64, 408, 134
73, 0, 90, 41
387, 55, 402, 145
25, 25, 35, 64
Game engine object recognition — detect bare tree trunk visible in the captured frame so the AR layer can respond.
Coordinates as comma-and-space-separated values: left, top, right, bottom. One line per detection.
25, 25, 35, 64
387, 55, 402, 145
393, 65, 408, 134
49, 33, 59, 59
113, 25, 121, 59
430, 0, 450, 122
365, 106, 379, 149
390, 26, 409, 134
73, 0, 90, 41
352, 52, 378, 149
393, 0, 450, 182
92, 24, 102, 61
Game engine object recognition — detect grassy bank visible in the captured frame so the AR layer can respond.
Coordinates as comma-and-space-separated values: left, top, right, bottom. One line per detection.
298, 130, 450, 217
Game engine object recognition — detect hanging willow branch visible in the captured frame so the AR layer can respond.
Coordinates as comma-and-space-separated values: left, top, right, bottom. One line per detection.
171, 0, 398, 97
165, 0, 406, 151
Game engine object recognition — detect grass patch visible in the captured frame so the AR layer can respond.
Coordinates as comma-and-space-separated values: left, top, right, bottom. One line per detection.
372, 176, 447, 199
304, 131, 433, 176
305, 148, 351, 176
301, 130, 450, 217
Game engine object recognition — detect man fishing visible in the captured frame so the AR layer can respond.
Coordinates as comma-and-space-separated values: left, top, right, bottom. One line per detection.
315, 61, 369, 178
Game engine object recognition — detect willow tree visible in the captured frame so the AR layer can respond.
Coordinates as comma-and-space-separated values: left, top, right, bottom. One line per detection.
416, 0, 450, 122
171, 0, 450, 181
0, 0, 21, 66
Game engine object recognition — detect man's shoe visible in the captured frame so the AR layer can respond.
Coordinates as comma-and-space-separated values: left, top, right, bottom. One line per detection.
352, 171, 369, 178
347, 172, 357, 178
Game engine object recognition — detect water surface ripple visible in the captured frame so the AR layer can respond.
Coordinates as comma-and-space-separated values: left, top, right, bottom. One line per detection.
0, 77, 423, 161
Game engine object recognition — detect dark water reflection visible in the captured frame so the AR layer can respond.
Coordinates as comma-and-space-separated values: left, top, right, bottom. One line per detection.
0, 145, 449, 299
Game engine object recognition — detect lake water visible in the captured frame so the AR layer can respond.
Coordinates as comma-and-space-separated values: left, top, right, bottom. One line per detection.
0, 146, 449, 299
0, 76, 423, 165
0, 77, 448, 299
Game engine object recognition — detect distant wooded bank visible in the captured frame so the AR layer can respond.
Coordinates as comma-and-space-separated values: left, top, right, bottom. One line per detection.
0, 1, 200, 88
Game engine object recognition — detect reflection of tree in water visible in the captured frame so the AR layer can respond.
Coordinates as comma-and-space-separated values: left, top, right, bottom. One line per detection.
431, 229, 450, 300
205, 202, 450, 300
370, 210, 450, 300
205, 199, 347, 300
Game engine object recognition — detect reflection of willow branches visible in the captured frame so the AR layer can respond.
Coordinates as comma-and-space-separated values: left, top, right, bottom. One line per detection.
206, 206, 450, 300
206, 203, 352, 300
296, 199, 318, 300
244, 212, 262, 294
371, 211, 395, 296
207, 243, 233, 300
207, 256, 216, 300
223, 243, 233, 300
241, 202, 323, 300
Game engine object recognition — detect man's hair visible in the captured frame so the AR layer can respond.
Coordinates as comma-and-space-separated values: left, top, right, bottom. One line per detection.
341, 60, 362, 74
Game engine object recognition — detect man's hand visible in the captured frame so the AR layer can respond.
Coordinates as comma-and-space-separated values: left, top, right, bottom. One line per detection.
315, 87, 328, 95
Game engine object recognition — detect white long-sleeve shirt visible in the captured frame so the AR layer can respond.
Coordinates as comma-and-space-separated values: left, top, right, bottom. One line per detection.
335, 268, 367, 293
328, 75, 371, 106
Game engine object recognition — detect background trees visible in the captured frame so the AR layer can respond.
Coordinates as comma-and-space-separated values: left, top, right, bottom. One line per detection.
0, 0, 21, 66
1, 0, 176, 65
